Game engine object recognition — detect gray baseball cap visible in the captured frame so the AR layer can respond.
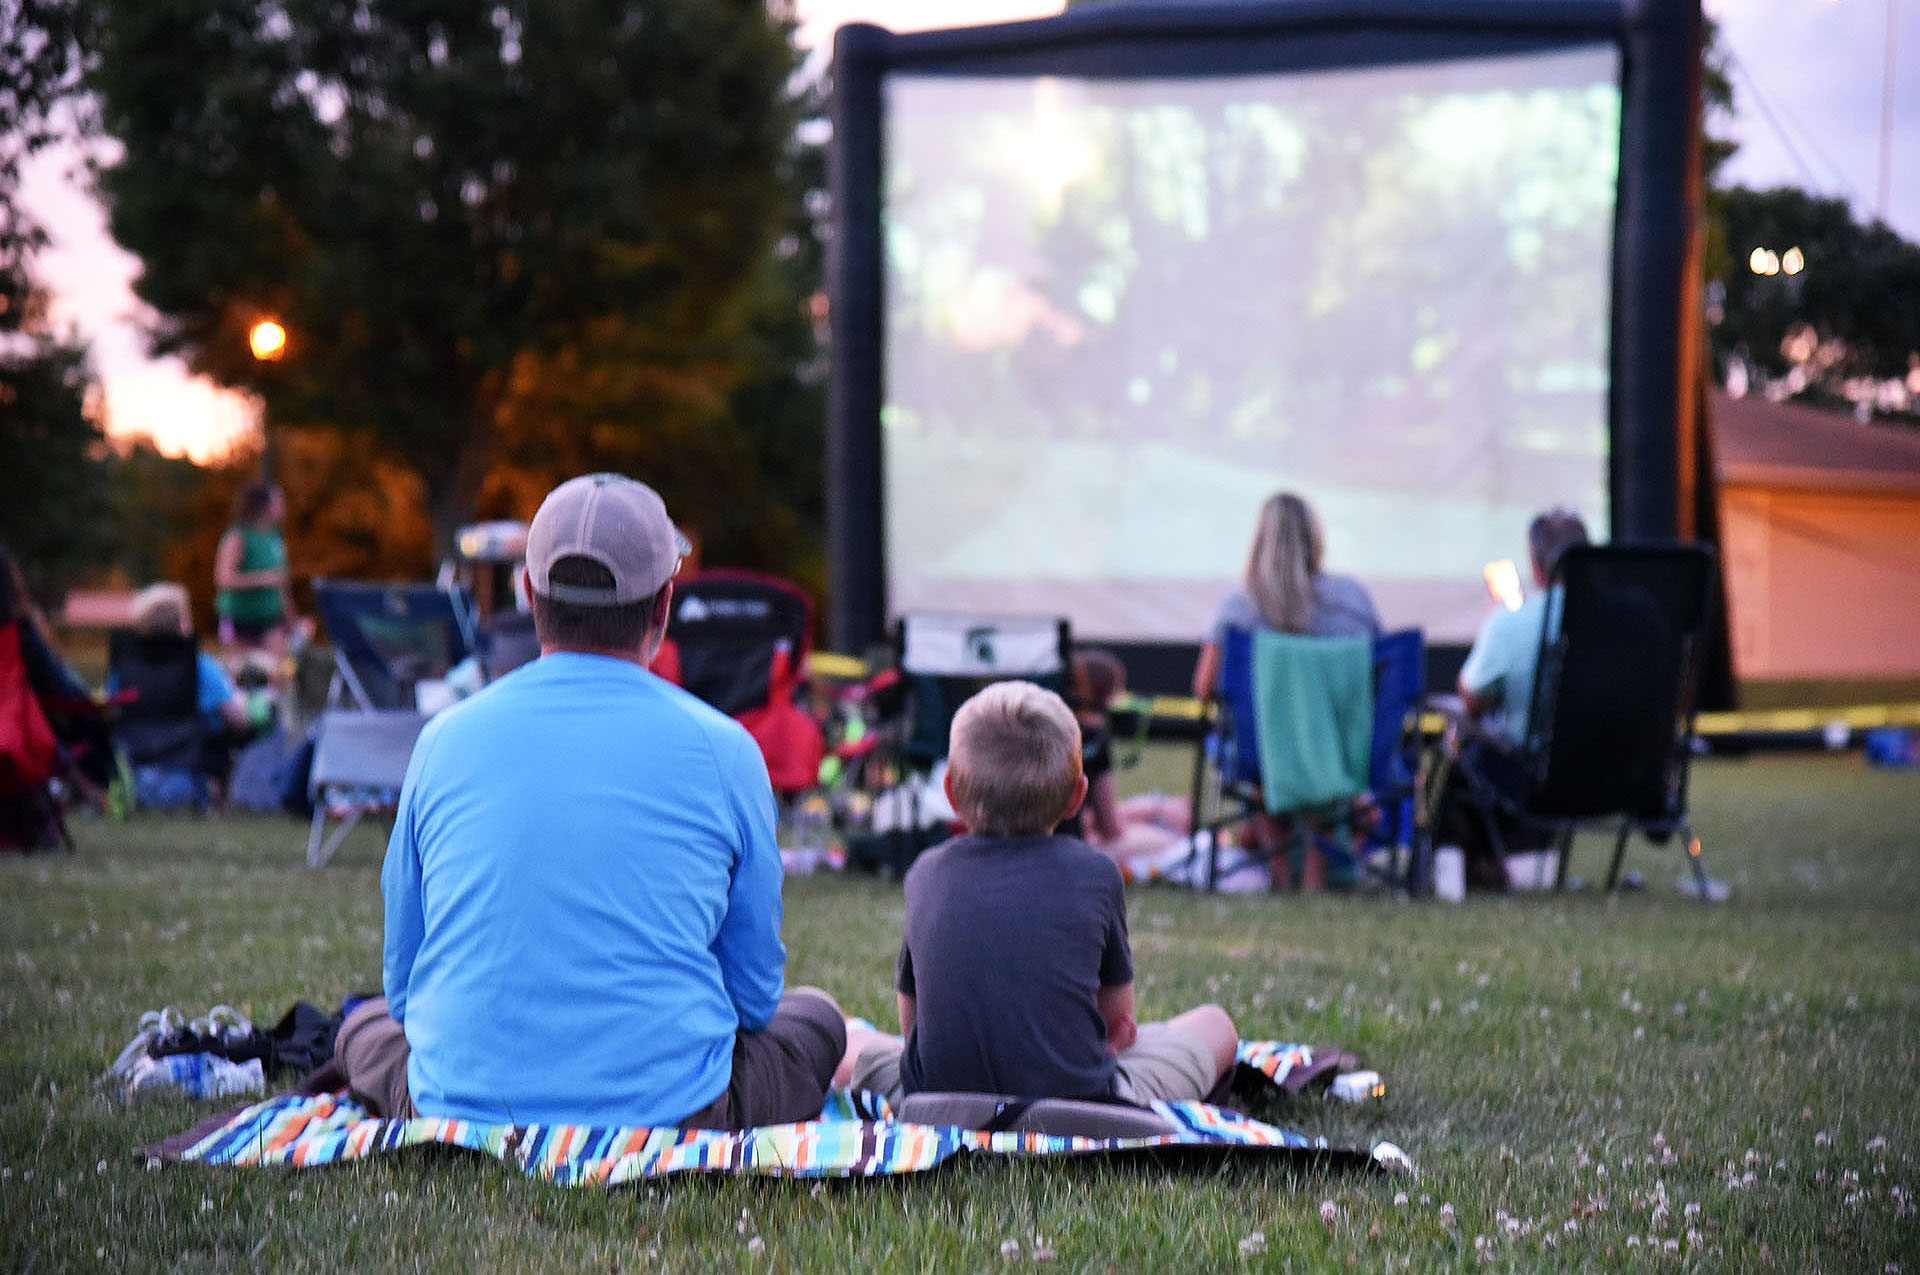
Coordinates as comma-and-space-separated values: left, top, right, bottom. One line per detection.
525, 473, 689, 605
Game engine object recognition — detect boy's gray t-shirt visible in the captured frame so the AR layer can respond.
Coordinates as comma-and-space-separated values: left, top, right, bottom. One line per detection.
896, 833, 1133, 1100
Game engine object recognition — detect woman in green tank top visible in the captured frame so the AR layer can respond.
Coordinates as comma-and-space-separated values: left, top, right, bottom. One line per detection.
214, 482, 292, 659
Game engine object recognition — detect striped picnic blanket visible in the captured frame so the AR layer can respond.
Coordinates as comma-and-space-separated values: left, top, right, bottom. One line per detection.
159, 1041, 1408, 1182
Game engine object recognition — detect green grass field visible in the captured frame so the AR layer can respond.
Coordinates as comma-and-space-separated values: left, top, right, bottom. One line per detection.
3, 752, 1917, 1272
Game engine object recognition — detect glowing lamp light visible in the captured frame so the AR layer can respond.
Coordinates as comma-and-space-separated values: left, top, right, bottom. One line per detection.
248, 319, 287, 362
1748, 248, 1780, 276
1781, 246, 1805, 275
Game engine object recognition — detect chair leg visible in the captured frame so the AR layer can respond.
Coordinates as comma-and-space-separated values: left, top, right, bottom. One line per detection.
312, 808, 364, 868
1604, 819, 1633, 891
1553, 826, 1575, 892
1682, 822, 1713, 904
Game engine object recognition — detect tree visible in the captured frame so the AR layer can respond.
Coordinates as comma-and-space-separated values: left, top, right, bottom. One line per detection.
1711, 185, 1920, 400
89, 0, 815, 560
1, 0, 114, 601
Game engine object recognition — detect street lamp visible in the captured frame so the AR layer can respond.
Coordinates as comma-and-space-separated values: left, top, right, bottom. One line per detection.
248, 319, 286, 362
248, 318, 286, 478
1748, 246, 1806, 277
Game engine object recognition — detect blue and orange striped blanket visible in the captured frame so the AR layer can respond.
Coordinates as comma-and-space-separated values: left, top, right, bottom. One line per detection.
161, 1041, 1408, 1182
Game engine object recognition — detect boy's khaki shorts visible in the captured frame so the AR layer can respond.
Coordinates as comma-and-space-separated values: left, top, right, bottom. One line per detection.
850, 1020, 1217, 1108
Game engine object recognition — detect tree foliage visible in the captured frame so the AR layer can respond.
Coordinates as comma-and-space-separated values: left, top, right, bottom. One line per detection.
1, 0, 114, 601
90, 0, 820, 567
1711, 185, 1920, 397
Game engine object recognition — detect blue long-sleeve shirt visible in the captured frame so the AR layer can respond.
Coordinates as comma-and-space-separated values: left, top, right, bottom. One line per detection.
382, 651, 785, 1127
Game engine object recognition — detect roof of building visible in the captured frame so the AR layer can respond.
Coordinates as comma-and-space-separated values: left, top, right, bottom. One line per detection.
58, 590, 135, 630
1711, 391, 1920, 495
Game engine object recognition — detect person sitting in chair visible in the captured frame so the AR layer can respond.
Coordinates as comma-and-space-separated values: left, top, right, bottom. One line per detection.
112, 583, 260, 811
1442, 508, 1590, 887
1191, 492, 1381, 892
335, 473, 846, 1130
840, 680, 1239, 1109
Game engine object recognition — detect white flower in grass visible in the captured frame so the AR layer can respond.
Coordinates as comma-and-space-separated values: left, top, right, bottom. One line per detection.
1000, 1238, 1022, 1261
1320, 1199, 1339, 1225
1867, 1136, 1889, 1154
1842, 1169, 1861, 1189
1473, 1235, 1492, 1263
1663, 1238, 1679, 1254
200, 1197, 212, 1212
1683, 1202, 1699, 1219
1393, 1192, 1408, 1207
1816, 1131, 1831, 1147
1439, 1203, 1455, 1227
1236, 1231, 1267, 1257
1563, 1218, 1579, 1233
1030, 1236, 1055, 1262
747, 1237, 765, 1256
94, 1160, 105, 1175
1627, 1236, 1641, 1249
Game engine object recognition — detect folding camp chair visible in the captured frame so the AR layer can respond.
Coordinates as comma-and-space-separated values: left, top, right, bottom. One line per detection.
1425, 544, 1720, 896
304, 710, 427, 867
1187, 627, 1374, 891
1365, 628, 1429, 889
845, 612, 1072, 875
667, 570, 823, 797
312, 579, 478, 712
303, 580, 474, 866
108, 629, 225, 813
0, 622, 74, 851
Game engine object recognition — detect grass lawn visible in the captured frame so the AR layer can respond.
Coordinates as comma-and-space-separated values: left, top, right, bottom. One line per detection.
3, 752, 1916, 1272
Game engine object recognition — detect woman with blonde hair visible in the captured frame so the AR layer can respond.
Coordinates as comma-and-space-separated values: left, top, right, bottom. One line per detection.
1190, 492, 1379, 700
1189, 493, 1380, 892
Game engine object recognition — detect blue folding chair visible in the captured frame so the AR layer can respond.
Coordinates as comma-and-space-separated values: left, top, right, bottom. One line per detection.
1189, 626, 1425, 893
302, 580, 475, 866
312, 580, 477, 711
1365, 628, 1428, 889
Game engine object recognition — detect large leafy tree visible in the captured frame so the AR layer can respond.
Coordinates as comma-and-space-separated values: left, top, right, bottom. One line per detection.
90, 0, 814, 559
0, 0, 115, 600
1712, 186, 1920, 393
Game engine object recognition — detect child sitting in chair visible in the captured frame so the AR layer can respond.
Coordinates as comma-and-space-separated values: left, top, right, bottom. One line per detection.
840, 680, 1238, 1108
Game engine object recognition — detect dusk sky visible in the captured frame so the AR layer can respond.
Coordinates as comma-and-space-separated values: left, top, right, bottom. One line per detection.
18, 0, 1918, 462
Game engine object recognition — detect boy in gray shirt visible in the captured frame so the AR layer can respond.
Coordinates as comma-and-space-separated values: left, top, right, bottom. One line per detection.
844, 681, 1238, 1106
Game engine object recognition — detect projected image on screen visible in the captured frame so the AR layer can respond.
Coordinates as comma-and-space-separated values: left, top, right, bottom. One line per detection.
881, 46, 1620, 643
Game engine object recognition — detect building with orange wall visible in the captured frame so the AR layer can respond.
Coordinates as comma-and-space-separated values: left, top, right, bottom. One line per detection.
1712, 392, 1920, 683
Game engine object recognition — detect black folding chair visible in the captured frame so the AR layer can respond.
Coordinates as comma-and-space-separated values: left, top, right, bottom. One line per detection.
1429, 544, 1720, 896
109, 630, 226, 811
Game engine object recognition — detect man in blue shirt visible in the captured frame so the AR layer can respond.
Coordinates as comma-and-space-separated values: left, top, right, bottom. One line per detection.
1438, 509, 1589, 887
336, 474, 844, 1129
1456, 509, 1589, 743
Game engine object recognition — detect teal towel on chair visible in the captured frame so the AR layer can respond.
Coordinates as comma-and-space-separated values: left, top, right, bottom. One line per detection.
1251, 631, 1373, 812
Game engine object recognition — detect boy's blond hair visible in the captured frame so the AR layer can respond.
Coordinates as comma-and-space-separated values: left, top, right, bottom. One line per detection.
946, 680, 1083, 837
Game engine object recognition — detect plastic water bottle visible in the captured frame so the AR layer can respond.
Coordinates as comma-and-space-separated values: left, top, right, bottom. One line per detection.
1330, 1071, 1384, 1103
127, 1052, 265, 1100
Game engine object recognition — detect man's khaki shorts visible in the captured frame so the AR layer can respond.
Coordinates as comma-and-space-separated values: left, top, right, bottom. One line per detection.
850, 1019, 1217, 1107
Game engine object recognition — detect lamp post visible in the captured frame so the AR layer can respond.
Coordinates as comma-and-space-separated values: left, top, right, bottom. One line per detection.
248, 318, 286, 480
